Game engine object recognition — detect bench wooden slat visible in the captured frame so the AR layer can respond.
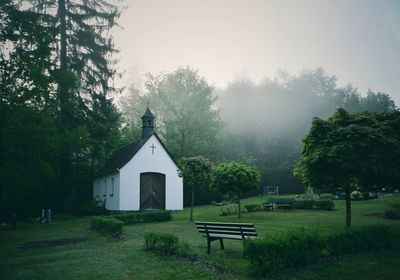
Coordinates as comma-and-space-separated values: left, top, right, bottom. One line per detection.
198, 229, 257, 236
196, 225, 256, 232
195, 221, 258, 254
195, 221, 254, 227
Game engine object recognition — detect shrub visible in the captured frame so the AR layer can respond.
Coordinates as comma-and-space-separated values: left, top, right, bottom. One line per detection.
326, 224, 392, 256
351, 190, 362, 200
384, 204, 400, 220
219, 204, 237, 216
293, 199, 335, 210
320, 194, 333, 200
81, 200, 107, 216
113, 211, 172, 225
141, 211, 172, 222
90, 217, 123, 238
293, 200, 315, 210
245, 224, 393, 276
244, 227, 325, 275
244, 204, 261, 212
144, 232, 191, 257
315, 199, 335, 210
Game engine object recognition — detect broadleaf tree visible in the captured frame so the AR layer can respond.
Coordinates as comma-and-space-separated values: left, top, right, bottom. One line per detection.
294, 108, 400, 227
120, 67, 223, 160
179, 156, 213, 221
211, 162, 260, 218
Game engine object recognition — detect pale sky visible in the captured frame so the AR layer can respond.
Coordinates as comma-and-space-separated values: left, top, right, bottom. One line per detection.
113, 0, 400, 104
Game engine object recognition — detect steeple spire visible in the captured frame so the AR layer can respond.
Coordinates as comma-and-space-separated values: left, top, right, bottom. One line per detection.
141, 107, 155, 138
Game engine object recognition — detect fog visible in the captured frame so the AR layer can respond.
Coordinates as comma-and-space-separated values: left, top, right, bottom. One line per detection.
114, 0, 400, 104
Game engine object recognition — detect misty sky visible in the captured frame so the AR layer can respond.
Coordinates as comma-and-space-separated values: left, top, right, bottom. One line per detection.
113, 0, 400, 104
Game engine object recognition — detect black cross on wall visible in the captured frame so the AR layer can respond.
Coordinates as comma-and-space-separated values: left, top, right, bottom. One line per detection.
150, 144, 156, 154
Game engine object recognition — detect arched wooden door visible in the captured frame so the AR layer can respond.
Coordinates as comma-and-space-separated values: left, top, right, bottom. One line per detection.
140, 173, 166, 210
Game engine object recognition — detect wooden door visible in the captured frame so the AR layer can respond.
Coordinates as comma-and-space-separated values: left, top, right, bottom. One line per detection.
140, 173, 166, 210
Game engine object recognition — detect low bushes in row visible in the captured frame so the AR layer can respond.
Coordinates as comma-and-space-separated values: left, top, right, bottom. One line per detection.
293, 199, 335, 210
244, 224, 393, 276
244, 204, 263, 212
144, 232, 191, 257
112, 211, 171, 225
90, 217, 123, 238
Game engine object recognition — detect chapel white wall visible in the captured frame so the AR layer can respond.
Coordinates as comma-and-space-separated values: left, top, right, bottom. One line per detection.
119, 135, 183, 211
93, 172, 120, 210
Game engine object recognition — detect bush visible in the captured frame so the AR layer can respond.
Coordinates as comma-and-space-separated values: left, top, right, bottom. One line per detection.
293, 199, 335, 210
244, 228, 325, 275
326, 224, 392, 256
144, 232, 191, 257
351, 190, 362, 200
113, 211, 171, 225
244, 224, 393, 276
81, 200, 107, 216
384, 204, 400, 220
315, 199, 335, 210
141, 211, 172, 222
90, 217, 123, 238
293, 200, 315, 209
219, 204, 237, 216
244, 204, 261, 212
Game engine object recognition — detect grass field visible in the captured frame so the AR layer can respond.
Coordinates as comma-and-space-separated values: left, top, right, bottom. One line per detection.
1, 194, 400, 280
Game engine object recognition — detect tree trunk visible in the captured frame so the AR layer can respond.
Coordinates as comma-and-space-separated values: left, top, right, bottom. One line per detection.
57, 0, 72, 213
345, 185, 352, 228
238, 196, 241, 219
189, 184, 194, 221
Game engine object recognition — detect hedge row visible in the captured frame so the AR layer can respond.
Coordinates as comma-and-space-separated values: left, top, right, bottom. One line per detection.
144, 232, 191, 257
112, 211, 172, 225
244, 224, 393, 276
293, 199, 335, 210
90, 217, 123, 238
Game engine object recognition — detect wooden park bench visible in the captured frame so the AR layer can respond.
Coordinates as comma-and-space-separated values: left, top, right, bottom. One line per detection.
263, 198, 295, 212
195, 221, 257, 254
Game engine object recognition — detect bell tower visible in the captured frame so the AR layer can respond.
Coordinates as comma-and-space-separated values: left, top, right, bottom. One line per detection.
141, 107, 155, 138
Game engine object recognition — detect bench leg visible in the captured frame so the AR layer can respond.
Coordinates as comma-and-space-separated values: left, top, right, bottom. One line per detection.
207, 238, 211, 254
219, 238, 224, 250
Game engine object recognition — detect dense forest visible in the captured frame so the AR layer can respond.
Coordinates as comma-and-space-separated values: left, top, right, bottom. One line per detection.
1, 1, 397, 218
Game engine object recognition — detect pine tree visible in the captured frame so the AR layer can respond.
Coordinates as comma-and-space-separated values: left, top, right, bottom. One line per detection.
25, 0, 122, 211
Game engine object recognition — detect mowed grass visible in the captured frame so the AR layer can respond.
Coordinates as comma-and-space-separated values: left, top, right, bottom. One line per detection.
1, 195, 400, 280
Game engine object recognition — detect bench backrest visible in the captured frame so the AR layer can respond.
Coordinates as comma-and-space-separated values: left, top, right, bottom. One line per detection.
195, 221, 257, 238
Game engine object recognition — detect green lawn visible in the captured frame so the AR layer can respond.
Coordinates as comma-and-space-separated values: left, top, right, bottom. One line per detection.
1, 195, 400, 280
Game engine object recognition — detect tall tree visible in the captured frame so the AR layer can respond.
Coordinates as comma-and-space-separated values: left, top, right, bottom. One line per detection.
121, 67, 223, 160
294, 108, 400, 227
25, 0, 122, 211
0, 0, 59, 217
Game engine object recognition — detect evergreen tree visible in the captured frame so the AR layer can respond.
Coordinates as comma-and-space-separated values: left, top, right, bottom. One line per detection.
22, 0, 123, 211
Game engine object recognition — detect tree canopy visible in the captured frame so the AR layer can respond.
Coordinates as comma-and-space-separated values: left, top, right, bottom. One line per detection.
294, 108, 400, 227
179, 156, 213, 221
120, 67, 223, 159
211, 162, 260, 218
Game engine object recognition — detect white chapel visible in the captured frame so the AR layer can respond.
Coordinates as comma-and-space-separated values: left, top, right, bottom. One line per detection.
93, 108, 183, 211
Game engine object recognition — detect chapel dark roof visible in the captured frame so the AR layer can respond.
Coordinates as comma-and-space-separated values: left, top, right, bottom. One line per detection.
94, 135, 151, 178
94, 132, 180, 178
142, 107, 154, 118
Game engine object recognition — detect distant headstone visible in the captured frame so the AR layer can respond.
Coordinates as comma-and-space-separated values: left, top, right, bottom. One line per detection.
46, 209, 51, 224
41, 209, 46, 224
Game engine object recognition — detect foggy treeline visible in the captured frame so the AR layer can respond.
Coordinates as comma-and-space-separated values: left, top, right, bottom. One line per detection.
120, 67, 397, 203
